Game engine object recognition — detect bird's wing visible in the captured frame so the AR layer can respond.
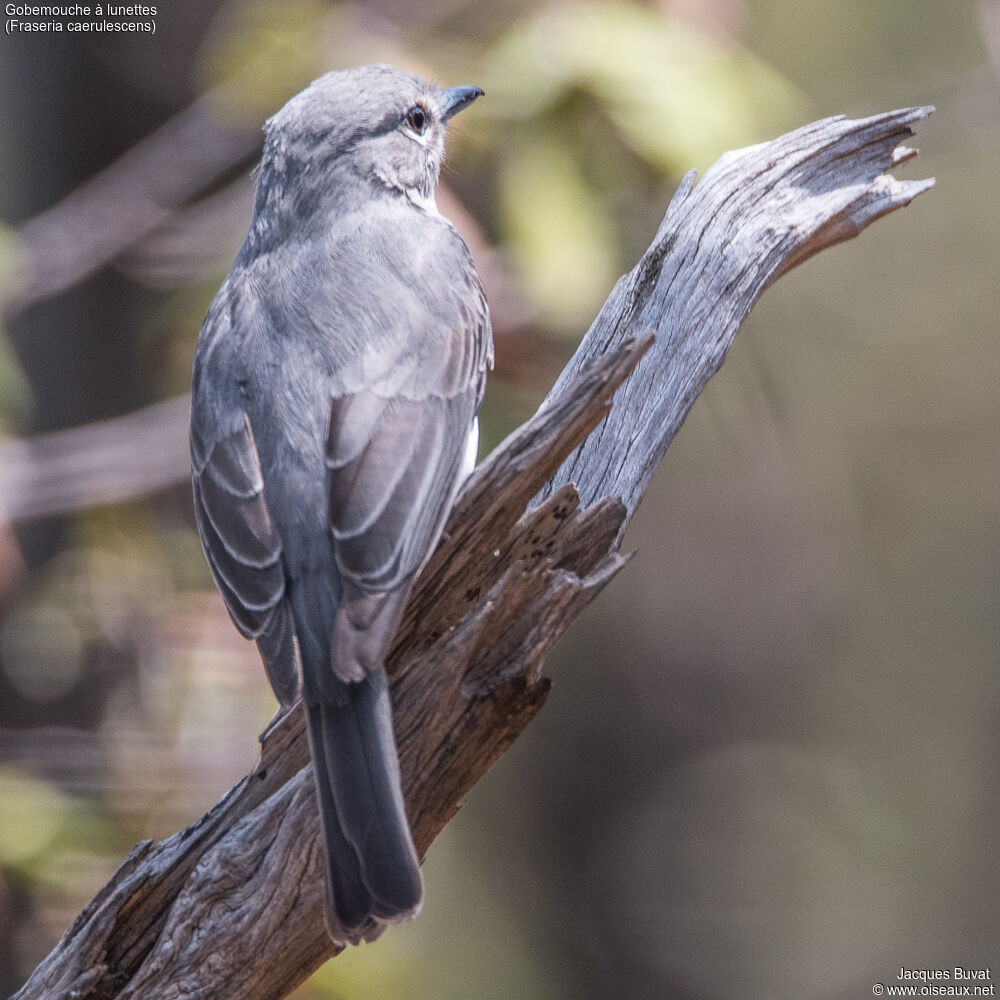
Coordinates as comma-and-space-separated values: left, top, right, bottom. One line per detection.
325, 272, 490, 595
191, 410, 299, 705
326, 387, 477, 593
317, 234, 490, 686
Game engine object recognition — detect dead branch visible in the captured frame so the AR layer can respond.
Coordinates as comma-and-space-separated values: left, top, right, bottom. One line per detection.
4, 91, 262, 318
0, 397, 192, 523
13, 106, 933, 1000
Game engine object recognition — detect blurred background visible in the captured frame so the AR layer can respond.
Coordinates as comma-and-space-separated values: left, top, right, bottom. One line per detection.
0, 0, 997, 997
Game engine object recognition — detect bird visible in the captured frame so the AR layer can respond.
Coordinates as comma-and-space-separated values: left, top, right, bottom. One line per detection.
189, 64, 491, 944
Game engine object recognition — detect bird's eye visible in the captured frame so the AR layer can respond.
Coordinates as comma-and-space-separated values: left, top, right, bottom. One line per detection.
405, 105, 428, 134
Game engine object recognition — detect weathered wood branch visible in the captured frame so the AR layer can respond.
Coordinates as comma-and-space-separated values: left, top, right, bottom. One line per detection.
0, 396, 193, 523
14, 106, 933, 1000
3, 90, 263, 318
540, 106, 935, 517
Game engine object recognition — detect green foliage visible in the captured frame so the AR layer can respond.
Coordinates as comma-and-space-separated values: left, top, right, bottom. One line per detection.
498, 131, 619, 328
0, 223, 31, 428
475, 0, 802, 332
0, 330, 31, 431
196, 0, 333, 119
0, 768, 69, 875
482, 1, 802, 171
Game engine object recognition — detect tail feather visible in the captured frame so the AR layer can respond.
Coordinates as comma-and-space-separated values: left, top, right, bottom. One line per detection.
256, 600, 300, 707
304, 669, 423, 943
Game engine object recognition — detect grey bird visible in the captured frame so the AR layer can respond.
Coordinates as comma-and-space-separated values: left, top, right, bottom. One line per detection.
189, 64, 491, 944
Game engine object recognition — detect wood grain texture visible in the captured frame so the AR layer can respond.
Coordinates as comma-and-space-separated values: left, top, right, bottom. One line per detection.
539, 107, 935, 523
13, 106, 933, 1000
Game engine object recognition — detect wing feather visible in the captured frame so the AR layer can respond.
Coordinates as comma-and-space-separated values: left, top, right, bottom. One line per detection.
332, 400, 448, 589
203, 431, 265, 497
324, 300, 487, 597
327, 397, 422, 540
191, 415, 285, 637
197, 470, 282, 569
256, 599, 301, 706
326, 390, 391, 469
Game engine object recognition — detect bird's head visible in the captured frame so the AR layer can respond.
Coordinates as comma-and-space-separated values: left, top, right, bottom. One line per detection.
253, 64, 482, 228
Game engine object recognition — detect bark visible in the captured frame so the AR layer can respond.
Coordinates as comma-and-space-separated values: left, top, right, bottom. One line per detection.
13, 106, 933, 1000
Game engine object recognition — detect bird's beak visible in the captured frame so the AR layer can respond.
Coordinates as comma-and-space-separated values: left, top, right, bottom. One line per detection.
439, 85, 484, 121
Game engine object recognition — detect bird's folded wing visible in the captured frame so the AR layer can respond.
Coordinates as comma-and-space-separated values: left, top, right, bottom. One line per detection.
323, 226, 492, 598
191, 414, 299, 703
327, 386, 475, 593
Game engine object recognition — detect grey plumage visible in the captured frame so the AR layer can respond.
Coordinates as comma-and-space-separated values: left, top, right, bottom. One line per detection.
190, 65, 491, 943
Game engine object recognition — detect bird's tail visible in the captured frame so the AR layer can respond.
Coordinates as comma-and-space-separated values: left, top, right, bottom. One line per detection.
304, 667, 423, 944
